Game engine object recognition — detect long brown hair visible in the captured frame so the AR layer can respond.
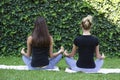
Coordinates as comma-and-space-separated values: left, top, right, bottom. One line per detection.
32, 17, 50, 47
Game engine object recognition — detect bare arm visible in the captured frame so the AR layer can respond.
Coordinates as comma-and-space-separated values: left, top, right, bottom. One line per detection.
21, 36, 32, 57
64, 44, 78, 57
49, 36, 64, 58
95, 45, 105, 59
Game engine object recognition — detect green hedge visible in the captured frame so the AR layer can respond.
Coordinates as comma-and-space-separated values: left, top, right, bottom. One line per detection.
0, 0, 120, 57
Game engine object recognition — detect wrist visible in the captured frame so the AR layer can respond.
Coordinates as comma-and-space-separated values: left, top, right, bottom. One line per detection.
57, 51, 61, 54
21, 52, 26, 55
65, 53, 69, 57
97, 56, 104, 59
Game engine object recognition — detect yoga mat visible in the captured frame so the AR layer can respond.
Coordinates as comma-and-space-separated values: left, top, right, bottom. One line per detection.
65, 68, 120, 74
0, 65, 59, 71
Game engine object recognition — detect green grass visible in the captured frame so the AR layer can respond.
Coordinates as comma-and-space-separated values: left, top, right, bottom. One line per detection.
0, 56, 120, 80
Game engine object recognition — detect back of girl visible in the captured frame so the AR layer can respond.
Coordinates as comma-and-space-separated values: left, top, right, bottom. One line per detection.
21, 17, 64, 70
31, 17, 50, 67
64, 15, 105, 73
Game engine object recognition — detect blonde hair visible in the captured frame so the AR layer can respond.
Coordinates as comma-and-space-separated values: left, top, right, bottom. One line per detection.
81, 15, 93, 30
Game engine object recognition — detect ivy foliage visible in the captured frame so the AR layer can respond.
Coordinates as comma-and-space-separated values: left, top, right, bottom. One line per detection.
0, 0, 120, 57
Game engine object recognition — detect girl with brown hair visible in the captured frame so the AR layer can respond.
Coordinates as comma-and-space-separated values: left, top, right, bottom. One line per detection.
21, 17, 64, 70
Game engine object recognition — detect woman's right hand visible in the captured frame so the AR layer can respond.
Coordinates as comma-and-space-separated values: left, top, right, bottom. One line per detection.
57, 46, 64, 54
101, 53, 105, 59
60, 46, 64, 53
98, 53, 105, 59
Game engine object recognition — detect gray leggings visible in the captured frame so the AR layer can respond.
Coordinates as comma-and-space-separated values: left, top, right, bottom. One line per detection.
65, 57, 104, 73
22, 54, 62, 70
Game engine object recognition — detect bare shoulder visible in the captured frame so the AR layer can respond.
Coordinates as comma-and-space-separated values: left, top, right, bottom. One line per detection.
27, 36, 32, 43
50, 35, 53, 44
50, 35, 53, 40
28, 36, 32, 40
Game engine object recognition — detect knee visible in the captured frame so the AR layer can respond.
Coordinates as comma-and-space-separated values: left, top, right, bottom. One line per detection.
65, 57, 73, 60
96, 59, 104, 64
58, 53, 62, 57
57, 54, 62, 58
22, 55, 30, 60
22, 55, 26, 60
54, 54, 62, 60
65, 57, 71, 62
65, 57, 69, 61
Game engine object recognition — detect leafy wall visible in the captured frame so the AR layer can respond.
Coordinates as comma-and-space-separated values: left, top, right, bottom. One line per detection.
0, 0, 120, 57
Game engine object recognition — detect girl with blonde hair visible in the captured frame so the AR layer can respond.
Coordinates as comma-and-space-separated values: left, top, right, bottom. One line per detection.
64, 15, 105, 73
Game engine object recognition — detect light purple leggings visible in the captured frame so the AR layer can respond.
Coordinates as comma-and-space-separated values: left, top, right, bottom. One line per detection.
65, 57, 104, 73
22, 54, 62, 70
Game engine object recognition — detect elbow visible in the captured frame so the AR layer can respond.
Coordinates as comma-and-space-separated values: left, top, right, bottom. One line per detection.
49, 53, 54, 58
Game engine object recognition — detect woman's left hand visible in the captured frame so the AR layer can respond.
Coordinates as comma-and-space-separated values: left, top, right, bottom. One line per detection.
63, 50, 69, 56
21, 48, 25, 55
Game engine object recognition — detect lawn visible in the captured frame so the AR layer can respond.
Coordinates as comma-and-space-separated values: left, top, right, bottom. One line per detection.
0, 56, 120, 80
